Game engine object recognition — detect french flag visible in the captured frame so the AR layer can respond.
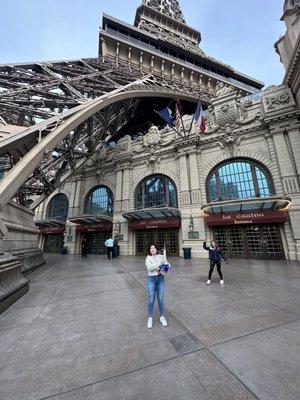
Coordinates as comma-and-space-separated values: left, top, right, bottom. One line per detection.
194, 101, 206, 134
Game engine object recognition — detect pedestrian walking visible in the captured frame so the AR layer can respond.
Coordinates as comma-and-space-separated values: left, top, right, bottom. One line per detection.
203, 240, 228, 285
81, 238, 88, 258
113, 237, 119, 258
105, 237, 115, 259
145, 245, 168, 329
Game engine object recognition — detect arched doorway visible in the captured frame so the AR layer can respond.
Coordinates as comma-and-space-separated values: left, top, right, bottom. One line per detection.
43, 194, 69, 253
205, 159, 285, 259
133, 174, 180, 256
82, 186, 114, 254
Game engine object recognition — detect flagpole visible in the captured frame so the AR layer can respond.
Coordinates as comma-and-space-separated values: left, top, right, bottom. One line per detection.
154, 110, 186, 140
176, 98, 188, 138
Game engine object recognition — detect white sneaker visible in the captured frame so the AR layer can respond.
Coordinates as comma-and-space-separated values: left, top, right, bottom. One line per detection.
220, 280, 224, 285
147, 317, 153, 329
160, 316, 168, 327
206, 280, 211, 285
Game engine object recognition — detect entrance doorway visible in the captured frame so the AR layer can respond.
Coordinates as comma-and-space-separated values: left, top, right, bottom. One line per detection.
212, 224, 285, 259
136, 228, 179, 256
44, 234, 64, 253
85, 232, 111, 254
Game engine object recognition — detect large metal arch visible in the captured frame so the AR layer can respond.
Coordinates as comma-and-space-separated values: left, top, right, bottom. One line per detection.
0, 76, 203, 209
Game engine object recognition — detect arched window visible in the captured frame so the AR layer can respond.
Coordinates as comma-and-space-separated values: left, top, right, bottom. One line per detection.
47, 194, 69, 221
207, 159, 274, 202
135, 175, 178, 209
85, 186, 114, 215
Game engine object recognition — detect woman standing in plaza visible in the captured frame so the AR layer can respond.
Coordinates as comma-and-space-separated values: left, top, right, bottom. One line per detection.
203, 240, 228, 285
145, 245, 168, 329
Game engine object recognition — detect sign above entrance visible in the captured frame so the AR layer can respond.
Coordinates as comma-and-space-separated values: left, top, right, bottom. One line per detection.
129, 217, 181, 230
205, 210, 288, 227
76, 223, 112, 233
40, 227, 65, 235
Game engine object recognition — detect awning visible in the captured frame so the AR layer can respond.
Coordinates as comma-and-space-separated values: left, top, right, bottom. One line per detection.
68, 213, 113, 225
40, 227, 65, 235
76, 223, 113, 233
123, 207, 181, 221
201, 196, 291, 214
35, 218, 66, 228
204, 209, 288, 227
129, 217, 181, 230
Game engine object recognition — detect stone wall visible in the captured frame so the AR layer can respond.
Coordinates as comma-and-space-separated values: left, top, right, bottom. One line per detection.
0, 201, 45, 313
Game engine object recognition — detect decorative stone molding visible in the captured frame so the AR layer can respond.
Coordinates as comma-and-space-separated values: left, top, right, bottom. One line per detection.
205, 91, 262, 133
0, 254, 29, 314
283, 176, 300, 193
217, 135, 242, 157
143, 125, 162, 147
116, 135, 133, 155
215, 82, 235, 98
262, 85, 296, 116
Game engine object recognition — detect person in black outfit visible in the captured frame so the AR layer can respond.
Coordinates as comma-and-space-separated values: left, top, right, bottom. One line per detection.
203, 241, 228, 285
81, 238, 88, 258
113, 237, 119, 258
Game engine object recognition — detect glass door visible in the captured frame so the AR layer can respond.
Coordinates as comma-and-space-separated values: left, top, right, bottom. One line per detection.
213, 224, 285, 260
44, 234, 64, 253
136, 229, 179, 256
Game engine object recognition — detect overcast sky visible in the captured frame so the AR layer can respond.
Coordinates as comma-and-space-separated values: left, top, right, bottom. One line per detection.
0, 0, 286, 87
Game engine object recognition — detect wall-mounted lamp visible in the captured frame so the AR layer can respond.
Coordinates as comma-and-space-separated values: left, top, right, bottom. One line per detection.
113, 221, 121, 236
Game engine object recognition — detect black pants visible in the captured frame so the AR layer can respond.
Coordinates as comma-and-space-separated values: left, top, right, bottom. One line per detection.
81, 248, 87, 258
208, 260, 223, 280
107, 247, 114, 259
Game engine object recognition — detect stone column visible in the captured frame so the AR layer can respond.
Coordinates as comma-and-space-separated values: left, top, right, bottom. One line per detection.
287, 127, 300, 178
272, 126, 300, 260
184, 152, 206, 258
272, 131, 299, 193
65, 180, 77, 255
122, 168, 130, 212
179, 154, 190, 206
115, 169, 123, 214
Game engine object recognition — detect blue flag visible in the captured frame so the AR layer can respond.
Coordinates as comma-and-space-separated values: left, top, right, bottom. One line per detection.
157, 107, 174, 127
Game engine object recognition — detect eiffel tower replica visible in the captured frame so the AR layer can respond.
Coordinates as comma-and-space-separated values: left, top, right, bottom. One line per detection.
0, 0, 293, 313
0, 0, 263, 209
100, 0, 263, 95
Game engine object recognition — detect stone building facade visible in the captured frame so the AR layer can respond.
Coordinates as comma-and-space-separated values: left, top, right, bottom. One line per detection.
36, 81, 299, 260
35, 0, 300, 261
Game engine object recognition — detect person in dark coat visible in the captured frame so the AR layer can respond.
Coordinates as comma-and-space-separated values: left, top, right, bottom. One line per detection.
81, 238, 88, 258
203, 241, 228, 285
113, 237, 119, 258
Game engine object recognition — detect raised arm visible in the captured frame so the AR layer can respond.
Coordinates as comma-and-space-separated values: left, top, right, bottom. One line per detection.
203, 241, 210, 251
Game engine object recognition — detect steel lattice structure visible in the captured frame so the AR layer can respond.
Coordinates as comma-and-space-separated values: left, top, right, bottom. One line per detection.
142, 0, 185, 22
0, 56, 212, 209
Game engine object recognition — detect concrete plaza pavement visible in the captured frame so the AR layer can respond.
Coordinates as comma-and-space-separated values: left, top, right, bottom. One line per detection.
0, 254, 299, 400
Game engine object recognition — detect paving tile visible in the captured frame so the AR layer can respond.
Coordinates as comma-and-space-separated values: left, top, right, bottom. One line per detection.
0, 254, 299, 400
46, 358, 212, 400
183, 349, 257, 400
211, 320, 300, 400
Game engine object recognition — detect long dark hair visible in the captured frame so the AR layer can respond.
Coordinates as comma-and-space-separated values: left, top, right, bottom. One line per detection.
149, 244, 158, 254
211, 241, 220, 250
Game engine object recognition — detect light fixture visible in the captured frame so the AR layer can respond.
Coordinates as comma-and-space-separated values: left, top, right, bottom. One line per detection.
114, 221, 121, 235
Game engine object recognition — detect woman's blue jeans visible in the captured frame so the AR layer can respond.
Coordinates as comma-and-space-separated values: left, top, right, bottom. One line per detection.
147, 275, 165, 318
